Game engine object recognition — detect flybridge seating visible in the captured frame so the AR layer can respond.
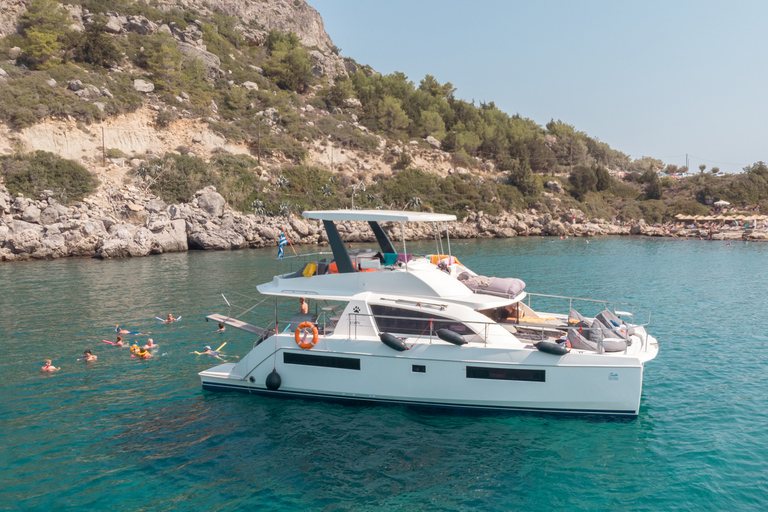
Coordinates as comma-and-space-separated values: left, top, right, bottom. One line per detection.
274, 209, 461, 278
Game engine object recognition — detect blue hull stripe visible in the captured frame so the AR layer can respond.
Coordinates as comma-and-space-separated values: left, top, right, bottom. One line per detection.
200, 381, 637, 416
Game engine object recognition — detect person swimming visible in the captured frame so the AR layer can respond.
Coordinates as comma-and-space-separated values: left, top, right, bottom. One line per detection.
191, 344, 227, 361
116, 325, 141, 335
143, 338, 158, 350
162, 314, 178, 324
136, 347, 152, 359
213, 322, 226, 333
41, 359, 60, 372
79, 349, 97, 362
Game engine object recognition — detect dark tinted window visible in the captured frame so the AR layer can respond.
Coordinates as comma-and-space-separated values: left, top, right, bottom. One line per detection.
371, 305, 470, 336
284, 352, 360, 370
412, 365, 426, 373
466, 366, 545, 382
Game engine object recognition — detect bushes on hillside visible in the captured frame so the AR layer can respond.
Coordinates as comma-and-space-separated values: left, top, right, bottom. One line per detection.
263, 30, 313, 93
0, 151, 97, 203
138, 154, 215, 204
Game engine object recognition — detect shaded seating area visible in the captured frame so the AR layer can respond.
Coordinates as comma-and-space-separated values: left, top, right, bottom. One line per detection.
567, 308, 629, 352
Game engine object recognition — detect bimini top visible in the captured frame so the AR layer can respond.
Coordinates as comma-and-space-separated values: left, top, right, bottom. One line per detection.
302, 209, 457, 223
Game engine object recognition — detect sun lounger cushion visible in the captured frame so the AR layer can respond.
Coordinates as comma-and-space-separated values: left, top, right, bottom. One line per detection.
568, 325, 627, 352
568, 328, 598, 351
569, 308, 586, 324
458, 273, 526, 297
596, 309, 626, 329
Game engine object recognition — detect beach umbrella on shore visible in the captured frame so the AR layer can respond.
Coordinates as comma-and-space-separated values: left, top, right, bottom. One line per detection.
714, 200, 730, 206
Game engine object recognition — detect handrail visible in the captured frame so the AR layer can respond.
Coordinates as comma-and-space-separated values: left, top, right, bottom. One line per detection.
524, 292, 652, 328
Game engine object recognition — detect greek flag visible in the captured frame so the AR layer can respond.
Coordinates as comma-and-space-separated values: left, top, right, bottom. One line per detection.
277, 232, 288, 259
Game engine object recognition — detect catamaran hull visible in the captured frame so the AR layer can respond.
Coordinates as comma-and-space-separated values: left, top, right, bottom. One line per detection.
199, 347, 646, 416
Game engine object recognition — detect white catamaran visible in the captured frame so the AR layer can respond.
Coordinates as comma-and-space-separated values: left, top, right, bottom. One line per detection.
200, 210, 659, 416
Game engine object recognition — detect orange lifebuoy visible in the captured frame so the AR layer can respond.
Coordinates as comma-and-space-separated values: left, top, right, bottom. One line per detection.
295, 322, 319, 349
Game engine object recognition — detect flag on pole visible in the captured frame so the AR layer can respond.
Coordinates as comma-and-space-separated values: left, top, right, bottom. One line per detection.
277, 231, 288, 258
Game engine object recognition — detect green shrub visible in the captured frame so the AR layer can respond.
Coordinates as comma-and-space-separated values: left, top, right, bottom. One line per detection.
263, 30, 314, 92
317, 116, 379, 152
138, 154, 215, 204
393, 153, 412, 170
73, 21, 121, 68
569, 166, 597, 200
0, 151, 97, 204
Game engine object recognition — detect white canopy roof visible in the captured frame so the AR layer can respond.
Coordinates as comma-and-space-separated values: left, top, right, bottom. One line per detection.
714, 200, 730, 206
302, 209, 457, 222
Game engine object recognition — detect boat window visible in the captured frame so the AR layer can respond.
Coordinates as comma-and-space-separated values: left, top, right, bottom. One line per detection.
284, 352, 360, 370
466, 366, 545, 382
371, 305, 471, 336
412, 365, 426, 373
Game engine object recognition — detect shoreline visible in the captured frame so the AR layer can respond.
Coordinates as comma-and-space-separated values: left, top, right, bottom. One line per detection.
2, 183, 767, 263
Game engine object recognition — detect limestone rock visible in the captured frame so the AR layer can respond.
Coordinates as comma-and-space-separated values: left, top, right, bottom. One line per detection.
9, 46, 22, 60
153, 219, 188, 253
146, 199, 167, 213
242, 81, 259, 91
40, 204, 68, 225
177, 42, 221, 79
188, 228, 246, 250
197, 192, 225, 217
7, 226, 43, 254
125, 15, 157, 35
309, 50, 346, 78
425, 136, 441, 149
104, 16, 123, 34
22, 205, 41, 223
344, 97, 362, 108
546, 181, 564, 194
133, 79, 155, 93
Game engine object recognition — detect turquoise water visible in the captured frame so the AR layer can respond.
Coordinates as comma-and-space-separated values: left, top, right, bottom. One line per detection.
2, 237, 767, 511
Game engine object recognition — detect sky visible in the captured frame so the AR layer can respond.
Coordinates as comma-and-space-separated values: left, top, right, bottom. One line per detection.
309, 0, 768, 173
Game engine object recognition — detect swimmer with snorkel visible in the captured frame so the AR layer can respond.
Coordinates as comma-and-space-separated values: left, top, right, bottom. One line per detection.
41, 359, 60, 372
